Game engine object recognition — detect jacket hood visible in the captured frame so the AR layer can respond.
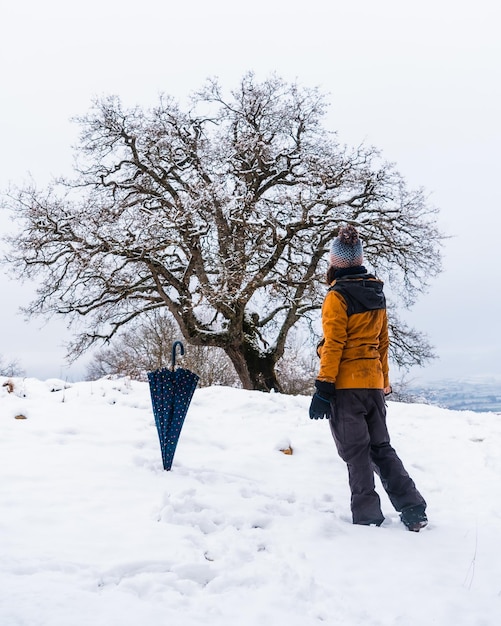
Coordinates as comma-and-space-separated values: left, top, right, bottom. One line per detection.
330, 273, 386, 314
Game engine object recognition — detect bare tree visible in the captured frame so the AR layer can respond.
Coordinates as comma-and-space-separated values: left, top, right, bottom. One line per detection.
389, 375, 432, 405
0, 355, 25, 377
86, 310, 239, 387
275, 329, 319, 395
386, 310, 437, 369
2, 73, 443, 391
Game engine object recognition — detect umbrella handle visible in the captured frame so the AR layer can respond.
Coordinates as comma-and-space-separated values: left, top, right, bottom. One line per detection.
171, 341, 185, 371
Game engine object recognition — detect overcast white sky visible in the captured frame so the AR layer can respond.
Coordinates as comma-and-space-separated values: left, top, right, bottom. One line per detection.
1, 0, 500, 383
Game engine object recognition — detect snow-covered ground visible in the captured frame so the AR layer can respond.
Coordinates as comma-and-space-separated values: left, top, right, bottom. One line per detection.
1, 377, 500, 625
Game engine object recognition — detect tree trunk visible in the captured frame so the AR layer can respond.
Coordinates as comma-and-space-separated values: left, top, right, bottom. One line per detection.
246, 352, 283, 393
225, 342, 283, 393
225, 345, 254, 390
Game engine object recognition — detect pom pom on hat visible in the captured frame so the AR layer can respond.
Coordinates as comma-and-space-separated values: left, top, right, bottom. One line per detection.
330, 225, 364, 268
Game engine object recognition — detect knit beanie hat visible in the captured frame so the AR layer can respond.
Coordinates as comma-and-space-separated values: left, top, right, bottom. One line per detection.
330, 225, 364, 268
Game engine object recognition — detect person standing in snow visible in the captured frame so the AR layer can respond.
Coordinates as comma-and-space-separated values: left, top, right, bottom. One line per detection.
309, 225, 428, 531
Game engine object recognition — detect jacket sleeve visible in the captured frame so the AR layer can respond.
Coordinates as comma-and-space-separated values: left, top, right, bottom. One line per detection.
378, 310, 390, 388
317, 290, 348, 383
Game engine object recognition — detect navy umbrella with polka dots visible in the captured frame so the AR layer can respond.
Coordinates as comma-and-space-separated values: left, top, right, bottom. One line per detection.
147, 341, 199, 471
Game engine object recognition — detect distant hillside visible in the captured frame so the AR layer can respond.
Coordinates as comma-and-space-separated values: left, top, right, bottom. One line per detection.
404, 378, 501, 413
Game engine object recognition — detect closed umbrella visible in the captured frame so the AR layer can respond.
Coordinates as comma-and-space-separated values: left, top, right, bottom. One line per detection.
147, 341, 199, 470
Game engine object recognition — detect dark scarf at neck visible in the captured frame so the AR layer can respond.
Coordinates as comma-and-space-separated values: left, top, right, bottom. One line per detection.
333, 265, 367, 279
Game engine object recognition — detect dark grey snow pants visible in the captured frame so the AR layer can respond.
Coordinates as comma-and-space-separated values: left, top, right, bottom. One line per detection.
329, 388, 426, 525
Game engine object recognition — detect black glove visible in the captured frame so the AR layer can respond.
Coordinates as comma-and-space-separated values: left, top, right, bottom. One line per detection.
309, 380, 336, 420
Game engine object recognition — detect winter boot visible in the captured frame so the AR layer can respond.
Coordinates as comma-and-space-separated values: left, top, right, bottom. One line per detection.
400, 504, 428, 532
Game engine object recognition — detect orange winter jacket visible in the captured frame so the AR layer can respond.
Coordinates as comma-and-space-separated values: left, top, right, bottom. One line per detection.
317, 272, 389, 389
